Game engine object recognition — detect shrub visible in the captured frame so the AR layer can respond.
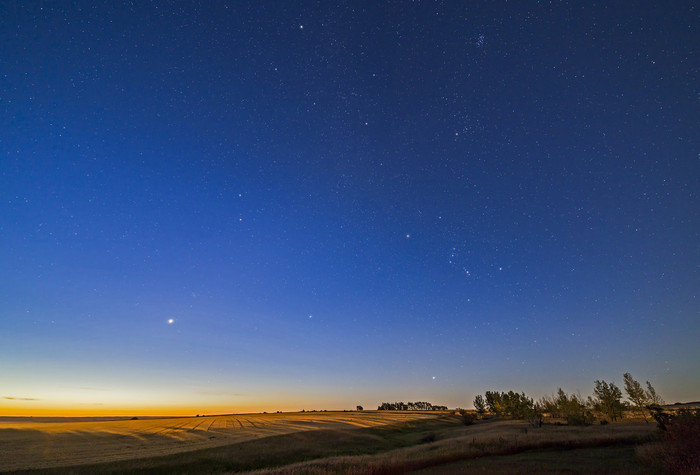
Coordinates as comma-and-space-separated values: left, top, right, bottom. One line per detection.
639, 408, 700, 474
662, 409, 700, 473
459, 409, 477, 425
649, 404, 673, 431
526, 404, 543, 427
543, 389, 593, 425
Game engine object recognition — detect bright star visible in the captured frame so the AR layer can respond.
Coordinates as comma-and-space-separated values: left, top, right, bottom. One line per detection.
168, 319, 174, 324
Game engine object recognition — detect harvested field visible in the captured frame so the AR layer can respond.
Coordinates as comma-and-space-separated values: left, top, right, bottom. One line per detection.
0, 411, 441, 472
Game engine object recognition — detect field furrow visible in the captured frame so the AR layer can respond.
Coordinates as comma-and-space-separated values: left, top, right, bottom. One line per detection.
0, 411, 442, 471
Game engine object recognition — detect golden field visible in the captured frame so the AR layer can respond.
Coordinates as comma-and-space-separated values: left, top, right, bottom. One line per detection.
1, 411, 678, 474
0, 411, 440, 472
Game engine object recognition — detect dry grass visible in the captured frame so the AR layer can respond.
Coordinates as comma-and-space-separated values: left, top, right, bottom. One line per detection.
1, 414, 660, 474
240, 420, 658, 475
0, 411, 441, 472
412, 445, 657, 475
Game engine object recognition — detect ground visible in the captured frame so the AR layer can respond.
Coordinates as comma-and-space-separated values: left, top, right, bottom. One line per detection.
0, 412, 662, 474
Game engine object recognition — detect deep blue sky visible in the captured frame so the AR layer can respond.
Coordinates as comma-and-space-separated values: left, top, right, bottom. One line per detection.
1, 1, 698, 415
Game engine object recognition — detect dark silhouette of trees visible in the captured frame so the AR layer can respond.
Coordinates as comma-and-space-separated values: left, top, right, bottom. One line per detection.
623, 373, 664, 423
481, 391, 534, 419
646, 381, 664, 405
377, 401, 447, 411
624, 373, 650, 422
484, 391, 504, 416
592, 380, 625, 421
540, 388, 594, 425
470, 373, 663, 426
473, 394, 486, 415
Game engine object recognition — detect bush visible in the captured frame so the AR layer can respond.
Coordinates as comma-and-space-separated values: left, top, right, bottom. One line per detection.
566, 409, 595, 426
541, 389, 592, 425
639, 408, 700, 474
649, 404, 673, 431
663, 409, 700, 473
459, 409, 477, 425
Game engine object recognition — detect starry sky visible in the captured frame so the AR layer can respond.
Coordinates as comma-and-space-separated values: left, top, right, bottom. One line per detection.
1, 1, 698, 416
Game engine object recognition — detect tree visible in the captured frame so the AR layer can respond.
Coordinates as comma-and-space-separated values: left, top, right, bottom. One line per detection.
646, 381, 664, 405
484, 391, 504, 416
546, 388, 594, 425
502, 391, 534, 419
593, 380, 624, 421
539, 393, 559, 418
528, 402, 544, 427
482, 391, 534, 419
377, 401, 444, 411
473, 394, 486, 415
624, 373, 650, 422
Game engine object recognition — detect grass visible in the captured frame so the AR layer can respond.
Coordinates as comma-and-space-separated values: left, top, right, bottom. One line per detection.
0, 411, 440, 472
410, 445, 659, 474
5, 415, 661, 474
240, 420, 658, 474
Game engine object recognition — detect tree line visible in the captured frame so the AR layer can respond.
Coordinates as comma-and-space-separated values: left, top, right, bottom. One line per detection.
472, 372, 664, 425
377, 401, 448, 411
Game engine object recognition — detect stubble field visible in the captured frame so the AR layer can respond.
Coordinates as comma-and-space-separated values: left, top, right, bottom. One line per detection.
0, 411, 440, 472
0, 412, 665, 474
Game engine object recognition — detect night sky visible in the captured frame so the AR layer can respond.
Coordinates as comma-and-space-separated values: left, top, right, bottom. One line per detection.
2, 1, 698, 415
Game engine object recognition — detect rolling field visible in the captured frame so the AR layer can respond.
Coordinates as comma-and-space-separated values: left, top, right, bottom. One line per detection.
0, 411, 441, 472
0, 412, 668, 474
236, 418, 660, 475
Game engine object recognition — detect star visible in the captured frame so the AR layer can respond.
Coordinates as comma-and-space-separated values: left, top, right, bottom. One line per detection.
167, 319, 174, 324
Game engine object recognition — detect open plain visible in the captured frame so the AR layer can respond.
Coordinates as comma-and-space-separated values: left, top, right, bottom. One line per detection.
0, 411, 440, 472
0, 412, 665, 474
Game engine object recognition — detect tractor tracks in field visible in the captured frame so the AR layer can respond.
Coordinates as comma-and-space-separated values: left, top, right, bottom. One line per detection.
225, 418, 244, 429
189, 418, 217, 432
190, 419, 207, 431
151, 420, 191, 436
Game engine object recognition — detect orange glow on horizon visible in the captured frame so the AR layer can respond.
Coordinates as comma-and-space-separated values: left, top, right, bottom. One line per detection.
1, 398, 349, 418
0, 401, 298, 417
